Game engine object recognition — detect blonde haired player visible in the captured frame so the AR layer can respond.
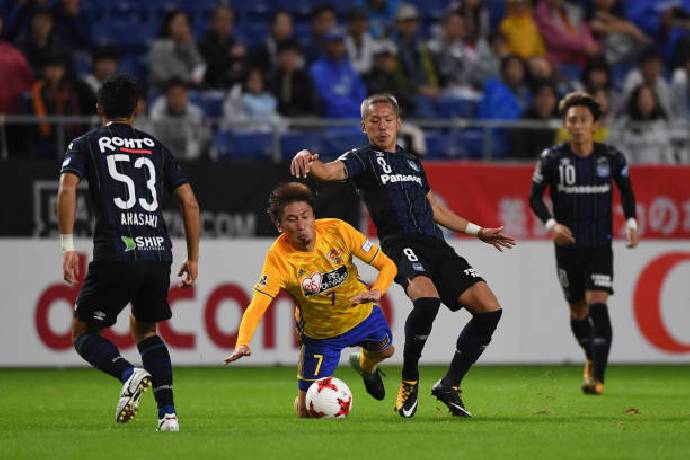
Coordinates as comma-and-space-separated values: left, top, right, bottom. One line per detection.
224, 182, 397, 417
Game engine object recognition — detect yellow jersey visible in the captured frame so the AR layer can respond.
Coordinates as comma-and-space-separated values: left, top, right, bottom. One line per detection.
245, 218, 393, 341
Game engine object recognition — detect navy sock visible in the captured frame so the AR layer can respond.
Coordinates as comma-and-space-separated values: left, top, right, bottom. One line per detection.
442, 309, 503, 386
74, 333, 133, 383
402, 297, 441, 382
137, 335, 174, 418
570, 318, 593, 360
589, 303, 612, 382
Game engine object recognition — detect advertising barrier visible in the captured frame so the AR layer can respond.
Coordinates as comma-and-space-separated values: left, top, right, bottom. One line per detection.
2, 239, 688, 367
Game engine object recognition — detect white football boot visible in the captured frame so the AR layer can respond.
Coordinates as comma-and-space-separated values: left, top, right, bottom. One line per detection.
157, 413, 179, 432
115, 368, 152, 423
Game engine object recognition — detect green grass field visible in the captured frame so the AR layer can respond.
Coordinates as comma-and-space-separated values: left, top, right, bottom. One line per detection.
1, 365, 688, 459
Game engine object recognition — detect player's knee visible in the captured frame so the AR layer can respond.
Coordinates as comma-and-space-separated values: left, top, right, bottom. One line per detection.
569, 301, 588, 320
130, 317, 157, 343
71, 318, 98, 346
382, 345, 395, 358
457, 309, 503, 351
406, 276, 439, 300
460, 282, 500, 313
406, 297, 441, 334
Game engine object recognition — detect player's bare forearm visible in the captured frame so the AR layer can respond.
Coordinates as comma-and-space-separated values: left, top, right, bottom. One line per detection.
427, 191, 471, 233
290, 149, 347, 181
57, 173, 79, 234
175, 184, 200, 262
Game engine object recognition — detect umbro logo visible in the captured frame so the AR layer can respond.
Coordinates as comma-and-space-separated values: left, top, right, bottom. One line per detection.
93, 311, 106, 321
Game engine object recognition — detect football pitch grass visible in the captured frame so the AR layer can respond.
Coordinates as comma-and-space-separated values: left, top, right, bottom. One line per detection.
1, 365, 688, 459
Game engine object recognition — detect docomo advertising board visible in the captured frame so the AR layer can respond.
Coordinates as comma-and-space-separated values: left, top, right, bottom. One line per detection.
1, 239, 689, 367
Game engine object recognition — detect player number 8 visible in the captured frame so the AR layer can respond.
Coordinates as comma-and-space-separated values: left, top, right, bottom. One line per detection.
403, 248, 418, 262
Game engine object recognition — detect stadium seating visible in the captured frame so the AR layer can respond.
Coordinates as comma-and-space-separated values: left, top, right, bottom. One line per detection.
214, 130, 274, 159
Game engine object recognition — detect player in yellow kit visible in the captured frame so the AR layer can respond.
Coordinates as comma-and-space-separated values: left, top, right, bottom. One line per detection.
224, 182, 397, 417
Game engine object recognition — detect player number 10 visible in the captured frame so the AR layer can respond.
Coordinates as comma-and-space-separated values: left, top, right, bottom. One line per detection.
558, 164, 576, 185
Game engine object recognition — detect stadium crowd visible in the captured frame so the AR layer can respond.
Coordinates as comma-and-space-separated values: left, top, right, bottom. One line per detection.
2, 0, 690, 163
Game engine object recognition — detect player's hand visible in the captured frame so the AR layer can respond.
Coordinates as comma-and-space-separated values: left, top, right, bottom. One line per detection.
349, 289, 382, 305
178, 259, 198, 288
63, 251, 80, 285
224, 345, 251, 365
625, 226, 640, 249
478, 226, 517, 252
551, 224, 576, 246
290, 149, 319, 179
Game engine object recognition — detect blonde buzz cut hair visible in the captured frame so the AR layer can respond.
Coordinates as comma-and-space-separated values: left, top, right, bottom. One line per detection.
360, 93, 400, 120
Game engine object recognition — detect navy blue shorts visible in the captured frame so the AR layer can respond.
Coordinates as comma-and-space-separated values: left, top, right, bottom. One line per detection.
297, 306, 392, 391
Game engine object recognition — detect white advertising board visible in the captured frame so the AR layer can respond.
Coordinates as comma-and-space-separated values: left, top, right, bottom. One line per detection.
1, 239, 689, 367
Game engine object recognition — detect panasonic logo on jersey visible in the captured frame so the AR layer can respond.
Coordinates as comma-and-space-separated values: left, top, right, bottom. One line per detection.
380, 173, 422, 185
99, 136, 155, 153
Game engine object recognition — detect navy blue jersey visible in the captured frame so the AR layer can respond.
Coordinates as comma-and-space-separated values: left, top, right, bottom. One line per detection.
338, 144, 443, 242
529, 143, 636, 248
60, 123, 188, 262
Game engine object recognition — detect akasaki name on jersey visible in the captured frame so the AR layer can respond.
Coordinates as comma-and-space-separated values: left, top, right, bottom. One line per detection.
61, 124, 188, 261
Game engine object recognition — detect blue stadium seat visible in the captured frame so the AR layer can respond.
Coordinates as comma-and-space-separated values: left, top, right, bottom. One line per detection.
320, 128, 368, 157
214, 131, 274, 159
407, 0, 449, 19
436, 95, 480, 119
279, 131, 324, 159
423, 131, 451, 158
461, 128, 485, 158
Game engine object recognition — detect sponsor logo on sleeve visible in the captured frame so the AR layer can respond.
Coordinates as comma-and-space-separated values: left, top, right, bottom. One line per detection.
362, 240, 374, 252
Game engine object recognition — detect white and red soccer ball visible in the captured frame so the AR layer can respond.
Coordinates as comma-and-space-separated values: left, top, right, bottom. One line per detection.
305, 377, 352, 419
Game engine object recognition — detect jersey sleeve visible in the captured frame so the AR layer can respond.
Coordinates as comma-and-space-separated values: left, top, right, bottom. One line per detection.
338, 220, 380, 264
253, 248, 286, 299
612, 148, 637, 219
418, 159, 431, 194
337, 148, 366, 180
60, 136, 87, 178
161, 145, 189, 191
529, 150, 555, 223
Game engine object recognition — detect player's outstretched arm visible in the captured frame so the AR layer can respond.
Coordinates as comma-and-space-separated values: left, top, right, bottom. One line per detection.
223, 292, 272, 365
350, 250, 397, 305
427, 191, 516, 251
57, 172, 80, 285
174, 184, 200, 287
290, 149, 347, 181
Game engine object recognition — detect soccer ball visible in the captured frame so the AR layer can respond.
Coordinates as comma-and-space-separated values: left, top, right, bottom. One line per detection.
305, 376, 352, 419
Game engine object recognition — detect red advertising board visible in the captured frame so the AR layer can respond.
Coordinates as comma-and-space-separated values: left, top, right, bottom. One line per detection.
419, 163, 690, 240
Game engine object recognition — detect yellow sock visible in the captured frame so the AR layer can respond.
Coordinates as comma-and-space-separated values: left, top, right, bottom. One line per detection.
359, 349, 386, 374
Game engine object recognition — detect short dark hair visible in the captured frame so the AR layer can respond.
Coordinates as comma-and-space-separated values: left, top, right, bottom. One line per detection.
559, 91, 601, 121
92, 46, 119, 62
311, 4, 336, 21
98, 73, 141, 119
164, 76, 187, 93
267, 182, 315, 225
276, 38, 301, 54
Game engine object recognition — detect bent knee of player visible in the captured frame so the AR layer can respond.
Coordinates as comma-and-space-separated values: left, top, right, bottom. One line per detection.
586, 290, 609, 305
71, 317, 98, 344
129, 316, 157, 343
569, 300, 589, 320
406, 276, 439, 300
461, 282, 501, 313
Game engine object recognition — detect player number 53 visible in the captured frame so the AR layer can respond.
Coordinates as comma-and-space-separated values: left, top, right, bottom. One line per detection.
106, 154, 159, 211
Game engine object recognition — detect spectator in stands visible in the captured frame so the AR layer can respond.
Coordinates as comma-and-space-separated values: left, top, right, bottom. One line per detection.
268, 39, 319, 117
354, 0, 399, 38
19, 6, 72, 76
224, 68, 278, 131
476, 31, 508, 83
304, 5, 338, 65
428, 10, 483, 91
671, 52, 690, 118
622, 48, 673, 118
0, 12, 34, 114
586, 0, 649, 68
615, 84, 673, 164
511, 81, 558, 158
363, 40, 414, 114
392, 3, 439, 98
198, 5, 246, 89
479, 55, 531, 121
1, 0, 48, 42
451, 0, 491, 42
31, 53, 94, 150
534, 0, 600, 72
250, 11, 294, 75
345, 7, 376, 74
310, 28, 366, 118
150, 77, 210, 159
81, 46, 118, 96
51, 0, 92, 52
148, 10, 206, 89
500, 0, 545, 61
526, 55, 556, 88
